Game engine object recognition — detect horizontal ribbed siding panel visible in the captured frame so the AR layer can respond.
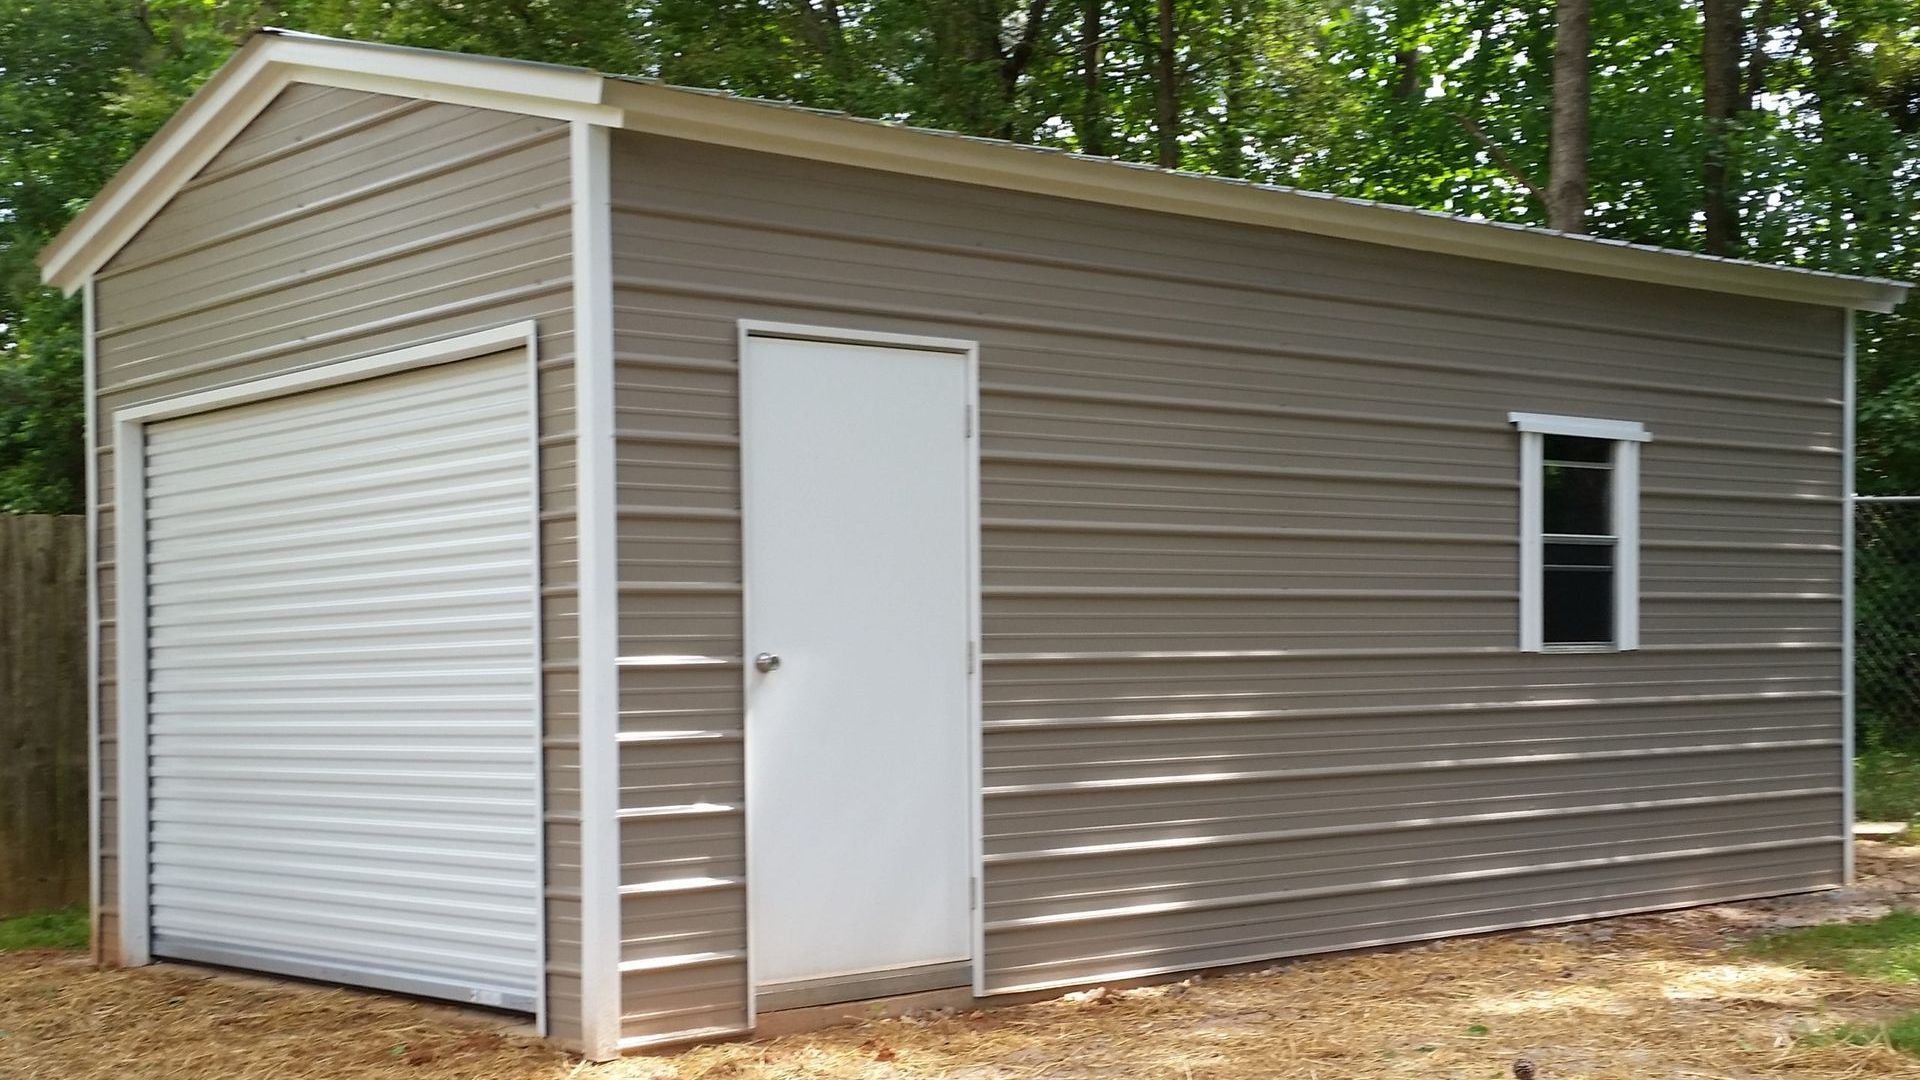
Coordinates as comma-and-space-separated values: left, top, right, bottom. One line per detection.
144, 353, 539, 1009
608, 131, 753, 1042
985, 845, 1840, 991
605, 132, 1844, 1016
606, 337, 750, 1040
91, 84, 582, 1043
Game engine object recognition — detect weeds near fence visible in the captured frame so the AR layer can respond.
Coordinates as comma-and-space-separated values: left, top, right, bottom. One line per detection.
1858, 746, 1920, 823
0, 906, 85, 952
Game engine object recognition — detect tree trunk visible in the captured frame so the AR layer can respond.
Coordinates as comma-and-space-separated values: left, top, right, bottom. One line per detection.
1546, 0, 1590, 233
1079, 0, 1106, 155
1702, 0, 1741, 255
792, 0, 856, 102
998, 0, 1053, 140
1153, 0, 1179, 168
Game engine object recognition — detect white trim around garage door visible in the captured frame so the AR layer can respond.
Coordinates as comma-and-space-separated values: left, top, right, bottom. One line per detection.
110, 321, 543, 1003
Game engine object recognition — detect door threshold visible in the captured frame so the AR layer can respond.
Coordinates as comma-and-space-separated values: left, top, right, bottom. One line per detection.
756, 960, 971, 1013
753, 983, 981, 1039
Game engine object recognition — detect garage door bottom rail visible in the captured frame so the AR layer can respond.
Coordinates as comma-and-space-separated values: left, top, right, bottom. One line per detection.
152, 935, 538, 1013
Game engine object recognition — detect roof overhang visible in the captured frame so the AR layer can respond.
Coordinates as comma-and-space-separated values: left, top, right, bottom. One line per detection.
39, 31, 1913, 314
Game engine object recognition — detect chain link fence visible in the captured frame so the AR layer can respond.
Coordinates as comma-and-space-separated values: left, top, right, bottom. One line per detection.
1856, 496, 1920, 748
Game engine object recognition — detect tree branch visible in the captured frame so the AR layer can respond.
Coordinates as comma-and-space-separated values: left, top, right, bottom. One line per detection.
1451, 112, 1548, 209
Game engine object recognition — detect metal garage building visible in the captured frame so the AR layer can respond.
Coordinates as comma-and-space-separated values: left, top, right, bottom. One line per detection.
37, 30, 1911, 1059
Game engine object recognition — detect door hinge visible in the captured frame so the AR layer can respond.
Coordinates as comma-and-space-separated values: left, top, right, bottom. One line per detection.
964, 403, 974, 439
967, 639, 976, 674
970, 876, 979, 909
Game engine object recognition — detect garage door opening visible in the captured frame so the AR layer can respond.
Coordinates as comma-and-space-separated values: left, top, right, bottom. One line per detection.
117, 332, 543, 1014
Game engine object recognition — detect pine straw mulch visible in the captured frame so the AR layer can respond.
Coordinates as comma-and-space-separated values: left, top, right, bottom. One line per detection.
7, 842, 1920, 1080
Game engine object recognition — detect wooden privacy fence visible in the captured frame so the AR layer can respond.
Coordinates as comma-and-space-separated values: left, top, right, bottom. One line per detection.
1, 514, 87, 916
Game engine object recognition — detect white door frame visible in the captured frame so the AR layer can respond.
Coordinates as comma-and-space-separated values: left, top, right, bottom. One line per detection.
735, 319, 983, 1024
108, 320, 547, 1031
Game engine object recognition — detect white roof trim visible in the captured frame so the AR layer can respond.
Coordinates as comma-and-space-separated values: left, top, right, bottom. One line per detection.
39, 31, 1914, 314
1508, 412, 1652, 442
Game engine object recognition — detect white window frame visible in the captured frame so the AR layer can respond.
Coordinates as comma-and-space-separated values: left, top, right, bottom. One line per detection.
1510, 412, 1650, 653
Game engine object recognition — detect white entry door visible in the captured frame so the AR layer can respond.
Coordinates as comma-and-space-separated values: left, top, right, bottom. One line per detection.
742, 330, 976, 995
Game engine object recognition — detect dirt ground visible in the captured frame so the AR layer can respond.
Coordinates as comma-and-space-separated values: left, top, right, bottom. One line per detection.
7, 843, 1920, 1080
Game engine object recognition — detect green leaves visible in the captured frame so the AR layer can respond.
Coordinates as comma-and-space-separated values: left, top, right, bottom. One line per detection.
1, 0, 1917, 522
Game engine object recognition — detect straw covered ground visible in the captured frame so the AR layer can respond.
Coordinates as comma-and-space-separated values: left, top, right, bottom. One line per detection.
6, 841, 1920, 1080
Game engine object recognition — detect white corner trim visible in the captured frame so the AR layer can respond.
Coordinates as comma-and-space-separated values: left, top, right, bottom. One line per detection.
1508, 412, 1652, 442
1841, 312, 1858, 883
82, 281, 102, 962
569, 119, 624, 1062
109, 321, 541, 972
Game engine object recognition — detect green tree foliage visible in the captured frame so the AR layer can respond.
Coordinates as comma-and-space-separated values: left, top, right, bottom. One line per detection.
3, 2, 1918, 730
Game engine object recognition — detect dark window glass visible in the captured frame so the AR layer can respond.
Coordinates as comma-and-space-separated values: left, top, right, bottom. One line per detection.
1533, 432, 1622, 647
1543, 435, 1612, 463
1543, 562, 1614, 645
1542, 463, 1610, 535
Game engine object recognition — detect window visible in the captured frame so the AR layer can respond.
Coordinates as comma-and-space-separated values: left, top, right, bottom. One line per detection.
1509, 413, 1649, 651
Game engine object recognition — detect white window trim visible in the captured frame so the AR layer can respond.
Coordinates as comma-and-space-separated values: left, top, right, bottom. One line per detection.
1508, 412, 1652, 443
1511, 412, 1647, 653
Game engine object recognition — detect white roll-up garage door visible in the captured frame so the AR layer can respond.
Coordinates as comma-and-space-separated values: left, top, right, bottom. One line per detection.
139, 351, 540, 1011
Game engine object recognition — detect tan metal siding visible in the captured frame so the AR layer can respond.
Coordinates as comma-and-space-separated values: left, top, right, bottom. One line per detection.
609, 332, 750, 1042
606, 131, 1844, 1026
89, 83, 585, 1044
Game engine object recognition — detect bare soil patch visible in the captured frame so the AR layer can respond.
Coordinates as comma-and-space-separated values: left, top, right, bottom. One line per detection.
7, 843, 1920, 1080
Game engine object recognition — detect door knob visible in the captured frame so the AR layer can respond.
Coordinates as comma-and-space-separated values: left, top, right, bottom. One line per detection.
754, 652, 781, 673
